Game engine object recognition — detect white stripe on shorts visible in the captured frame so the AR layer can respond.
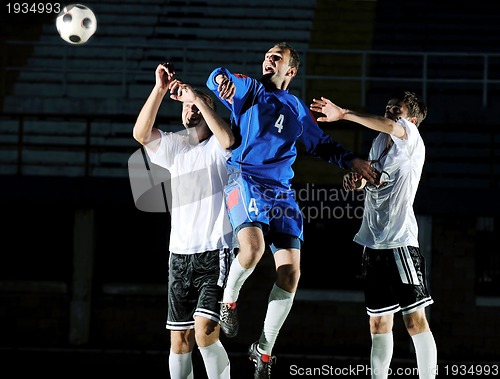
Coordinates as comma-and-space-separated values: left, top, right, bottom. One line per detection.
393, 247, 420, 285
218, 248, 234, 287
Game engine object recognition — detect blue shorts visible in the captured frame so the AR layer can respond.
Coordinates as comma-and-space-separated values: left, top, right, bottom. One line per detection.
224, 172, 303, 248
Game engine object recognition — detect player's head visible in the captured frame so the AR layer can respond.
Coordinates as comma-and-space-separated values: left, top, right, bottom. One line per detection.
275, 42, 300, 70
195, 88, 217, 111
385, 90, 427, 127
262, 42, 300, 90
182, 89, 216, 131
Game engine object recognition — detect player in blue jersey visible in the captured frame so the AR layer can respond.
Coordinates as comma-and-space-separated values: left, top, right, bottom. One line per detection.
206, 42, 377, 379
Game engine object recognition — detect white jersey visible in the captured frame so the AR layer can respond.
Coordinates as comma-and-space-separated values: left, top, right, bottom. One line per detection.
146, 130, 233, 254
354, 118, 425, 249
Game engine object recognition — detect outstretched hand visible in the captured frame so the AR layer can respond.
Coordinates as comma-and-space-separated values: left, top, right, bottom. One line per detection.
310, 97, 345, 123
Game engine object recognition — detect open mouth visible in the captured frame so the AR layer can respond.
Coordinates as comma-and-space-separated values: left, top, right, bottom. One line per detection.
185, 113, 200, 126
264, 65, 275, 74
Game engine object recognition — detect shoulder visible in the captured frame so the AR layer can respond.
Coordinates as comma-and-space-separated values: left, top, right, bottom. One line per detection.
393, 119, 424, 152
399, 118, 422, 142
161, 130, 189, 143
204, 135, 232, 158
274, 91, 306, 114
399, 117, 418, 129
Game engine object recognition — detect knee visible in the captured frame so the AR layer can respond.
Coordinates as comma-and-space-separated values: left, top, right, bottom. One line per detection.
276, 265, 300, 292
237, 229, 265, 267
369, 316, 393, 334
194, 319, 219, 347
404, 312, 430, 335
245, 240, 266, 258
170, 330, 194, 353
202, 321, 218, 336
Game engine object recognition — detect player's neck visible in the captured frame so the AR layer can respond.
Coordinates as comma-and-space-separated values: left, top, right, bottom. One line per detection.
261, 74, 290, 91
188, 125, 211, 145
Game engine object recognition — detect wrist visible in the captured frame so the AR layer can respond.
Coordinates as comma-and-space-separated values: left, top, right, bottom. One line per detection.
154, 83, 168, 95
342, 152, 356, 170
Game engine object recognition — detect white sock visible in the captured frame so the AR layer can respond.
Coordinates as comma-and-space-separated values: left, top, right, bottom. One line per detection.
371, 332, 393, 379
258, 284, 295, 355
199, 340, 231, 379
411, 331, 437, 379
169, 349, 193, 379
222, 255, 255, 303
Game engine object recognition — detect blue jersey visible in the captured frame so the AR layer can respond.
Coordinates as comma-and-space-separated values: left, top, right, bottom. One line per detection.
206, 67, 354, 189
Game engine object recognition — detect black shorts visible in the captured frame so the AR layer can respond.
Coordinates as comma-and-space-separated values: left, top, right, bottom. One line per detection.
166, 248, 233, 330
361, 246, 434, 317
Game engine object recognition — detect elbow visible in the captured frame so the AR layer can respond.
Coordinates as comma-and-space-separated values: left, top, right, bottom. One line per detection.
228, 133, 235, 149
208, 68, 224, 86
221, 134, 235, 150
132, 128, 147, 145
132, 129, 141, 144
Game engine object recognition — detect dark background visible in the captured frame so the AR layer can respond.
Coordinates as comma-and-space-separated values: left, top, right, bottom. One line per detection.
1, 0, 499, 377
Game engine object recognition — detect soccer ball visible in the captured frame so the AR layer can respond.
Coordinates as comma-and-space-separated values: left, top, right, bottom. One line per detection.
56, 4, 97, 45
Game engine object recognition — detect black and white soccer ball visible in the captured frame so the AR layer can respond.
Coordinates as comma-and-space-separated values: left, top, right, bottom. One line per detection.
56, 4, 97, 45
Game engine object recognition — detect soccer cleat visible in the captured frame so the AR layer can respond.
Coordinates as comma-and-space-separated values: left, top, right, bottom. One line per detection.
248, 341, 276, 379
220, 302, 239, 338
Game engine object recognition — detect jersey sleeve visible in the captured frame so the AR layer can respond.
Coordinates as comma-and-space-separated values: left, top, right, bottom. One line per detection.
206, 67, 258, 115
392, 118, 420, 155
145, 130, 183, 170
296, 97, 355, 169
211, 135, 232, 161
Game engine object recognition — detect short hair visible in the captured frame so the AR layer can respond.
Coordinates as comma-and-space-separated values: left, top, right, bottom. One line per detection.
274, 42, 300, 70
392, 90, 427, 127
193, 88, 216, 111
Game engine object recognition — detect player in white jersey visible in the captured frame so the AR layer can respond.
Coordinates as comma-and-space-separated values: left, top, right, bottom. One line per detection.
133, 63, 235, 379
310, 90, 437, 379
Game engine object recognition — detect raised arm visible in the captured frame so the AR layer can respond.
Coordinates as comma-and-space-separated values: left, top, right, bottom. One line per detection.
170, 80, 235, 149
298, 98, 378, 184
133, 63, 176, 151
310, 97, 406, 139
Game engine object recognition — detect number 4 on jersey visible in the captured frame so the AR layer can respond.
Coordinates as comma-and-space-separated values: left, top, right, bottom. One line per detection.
274, 114, 284, 133
248, 198, 259, 215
